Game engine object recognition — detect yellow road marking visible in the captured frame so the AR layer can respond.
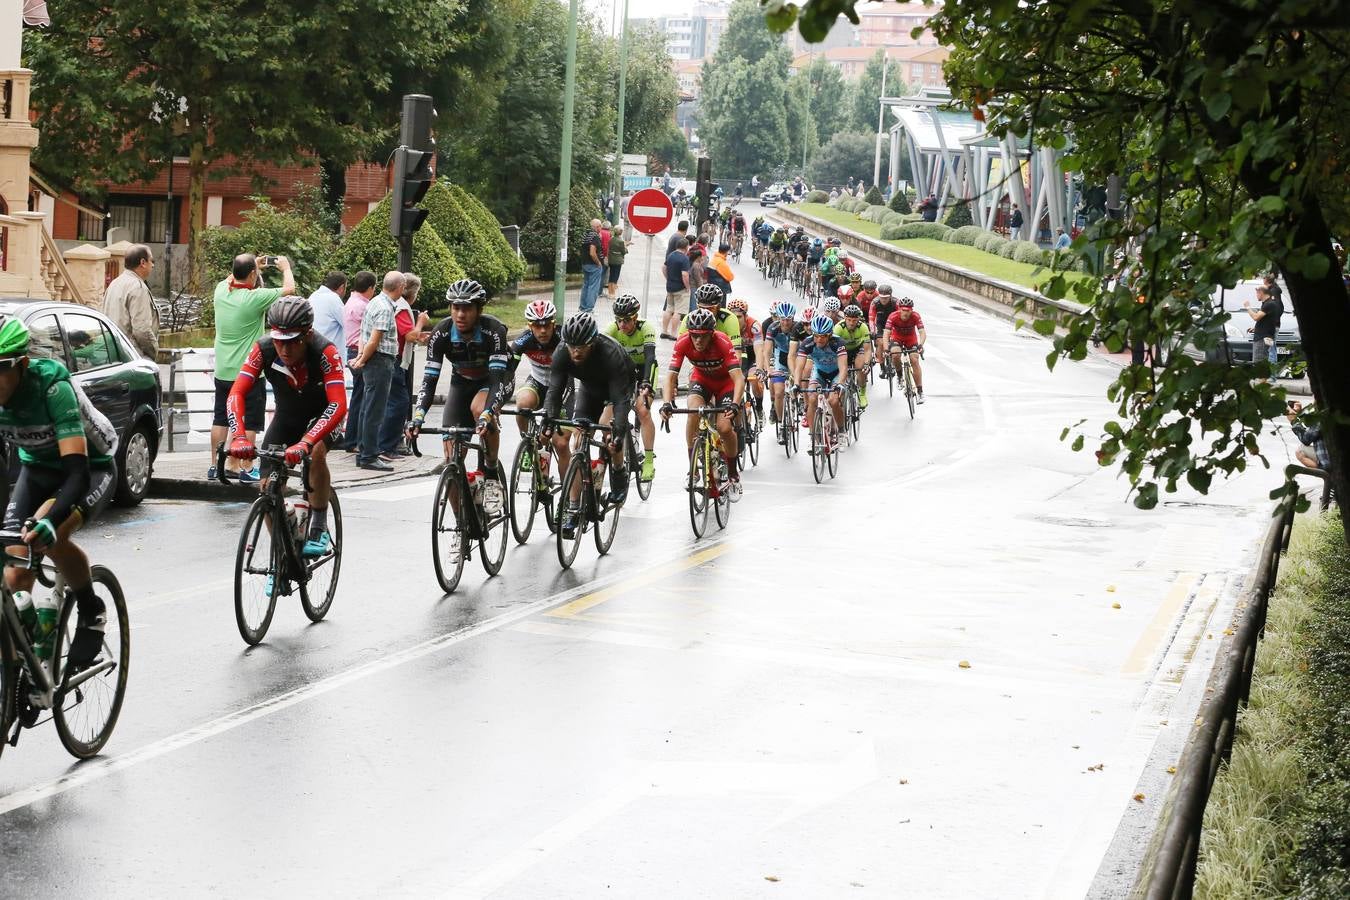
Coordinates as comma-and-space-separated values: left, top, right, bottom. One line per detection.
546, 543, 730, 619
1122, 572, 1200, 675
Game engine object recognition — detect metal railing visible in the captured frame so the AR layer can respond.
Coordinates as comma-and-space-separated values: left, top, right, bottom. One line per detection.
1135, 465, 1333, 899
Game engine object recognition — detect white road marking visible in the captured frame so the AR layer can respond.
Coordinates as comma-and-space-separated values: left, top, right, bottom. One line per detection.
342, 479, 438, 502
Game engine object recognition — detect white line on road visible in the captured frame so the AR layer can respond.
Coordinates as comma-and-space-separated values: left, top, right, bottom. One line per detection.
0, 538, 725, 818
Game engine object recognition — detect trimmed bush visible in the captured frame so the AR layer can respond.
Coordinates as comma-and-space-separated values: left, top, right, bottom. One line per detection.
328, 197, 465, 311
880, 223, 906, 240
882, 211, 906, 227
884, 222, 953, 241
421, 181, 511, 295
1013, 241, 1049, 265
974, 232, 1009, 254
521, 185, 602, 278
447, 183, 525, 285
942, 202, 974, 229
804, 190, 829, 204
888, 190, 913, 214
900, 212, 923, 223
859, 204, 891, 224
201, 193, 336, 301
945, 225, 984, 245
863, 185, 884, 205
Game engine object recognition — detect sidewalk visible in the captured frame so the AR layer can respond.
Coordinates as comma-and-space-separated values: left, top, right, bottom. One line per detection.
152, 445, 442, 501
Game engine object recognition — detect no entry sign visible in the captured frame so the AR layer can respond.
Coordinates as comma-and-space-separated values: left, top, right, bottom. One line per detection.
626, 188, 674, 236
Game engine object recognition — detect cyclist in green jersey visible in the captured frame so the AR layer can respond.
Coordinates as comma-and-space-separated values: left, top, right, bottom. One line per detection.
833, 304, 873, 408
602, 294, 658, 481
678, 284, 741, 345
0, 317, 120, 667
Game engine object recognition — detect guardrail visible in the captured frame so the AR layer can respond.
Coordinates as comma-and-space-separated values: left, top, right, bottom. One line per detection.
1135, 465, 1333, 899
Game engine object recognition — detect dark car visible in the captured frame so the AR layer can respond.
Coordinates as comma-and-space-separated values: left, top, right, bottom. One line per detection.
0, 298, 162, 506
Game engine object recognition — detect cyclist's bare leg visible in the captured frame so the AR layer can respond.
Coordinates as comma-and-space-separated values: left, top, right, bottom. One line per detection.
635, 390, 656, 449
685, 392, 704, 451
470, 389, 500, 468
308, 440, 332, 513
513, 385, 541, 436
911, 353, 925, 391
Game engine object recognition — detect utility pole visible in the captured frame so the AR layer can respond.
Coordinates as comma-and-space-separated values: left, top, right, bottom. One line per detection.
873, 56, 888, 190
803, 48, 813, 172
612, 0, 630, 227
553, 0, 582, 315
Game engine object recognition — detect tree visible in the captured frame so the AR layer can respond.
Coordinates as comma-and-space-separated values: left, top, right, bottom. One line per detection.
785, 72, 817, 173
700, 0, 793, 178
768, 0, 1350, 539
25, 0, 459, 293
847, 49, 905, 134
801, 57, 850, 148
649, 122, 696, 175
521, 185, 603, 279
328, 198, 466, 311
622, 25, 683, 160
807, 131, 886, 189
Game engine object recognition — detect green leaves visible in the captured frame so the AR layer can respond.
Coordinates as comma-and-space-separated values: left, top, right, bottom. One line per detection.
1205, 92, 1232, 121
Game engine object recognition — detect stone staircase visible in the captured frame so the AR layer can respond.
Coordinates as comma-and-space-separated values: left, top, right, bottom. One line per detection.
38, 224, 83, 304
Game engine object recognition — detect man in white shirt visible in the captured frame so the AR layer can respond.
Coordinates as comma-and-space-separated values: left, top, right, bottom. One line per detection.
102, 244, 160, 358
307, 271, 348, 350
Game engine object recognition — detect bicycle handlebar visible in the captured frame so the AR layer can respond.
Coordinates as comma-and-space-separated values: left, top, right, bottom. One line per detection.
216, 443, 312, 493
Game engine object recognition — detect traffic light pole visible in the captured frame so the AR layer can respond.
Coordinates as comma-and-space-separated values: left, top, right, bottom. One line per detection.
553, 0, 582, 316
612, 0, 630, 228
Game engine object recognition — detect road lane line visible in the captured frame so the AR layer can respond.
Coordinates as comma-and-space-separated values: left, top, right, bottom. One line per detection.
545, 543, 729, 619
1121, 572, 1200, 675
0, 538, 726, 818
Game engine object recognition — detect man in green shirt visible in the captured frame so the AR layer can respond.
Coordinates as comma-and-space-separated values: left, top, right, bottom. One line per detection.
211, 253, 295, 479
603, 293, 658, 481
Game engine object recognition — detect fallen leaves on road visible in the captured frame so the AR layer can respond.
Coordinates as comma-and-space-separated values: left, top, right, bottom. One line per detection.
1086, 763, 1105, 772
1134, 793, 1146, 802
958, 660, 971, 669
765, 876, 780, 883
1107, 584, 1117, 592
898, 778, 909, 785
1112, 602, 1121, 609
1167, 766, 1177, 774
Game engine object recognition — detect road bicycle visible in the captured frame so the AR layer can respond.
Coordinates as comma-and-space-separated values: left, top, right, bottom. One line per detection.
548, 418, 624, 569
802, 386, 843, 484
770, 374, 800, 458
220, 445, 343, 645
0, 529, 129, 760
841, 369, 864, 443
730, 231, 744, 261
623, 385, 656, 502
738, 373, 763, 469
663, 402, 738, 538
413, 425, 509, 593
894, 346, 924, 419
769, 252, 786, 289
504, 409, 561, 544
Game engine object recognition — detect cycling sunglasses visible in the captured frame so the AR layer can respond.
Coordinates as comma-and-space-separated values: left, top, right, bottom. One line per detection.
0, 356, 26, 371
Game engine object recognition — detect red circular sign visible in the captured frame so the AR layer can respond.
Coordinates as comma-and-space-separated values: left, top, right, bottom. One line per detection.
626, 188, 675, 236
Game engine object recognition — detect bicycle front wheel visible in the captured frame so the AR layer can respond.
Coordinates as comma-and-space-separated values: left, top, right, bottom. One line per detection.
631, 425, 653, 501
687, 436, 711, 538
848, 390, 861, 442
431, 466, 468, 593
713, 454, 732, 530
478, 471, 509, 576
905, 366, 917, 419
826, 416, 840, 479
300, 490, 343, 623
811, 409, 827, 484
593, 478, 621, 557
234, 496, 280, 645
52, 565, 129, 759
557, 457, 588, 569
0, 625, 13, 764
747, 410, 761, 467
509, 439, 539, 544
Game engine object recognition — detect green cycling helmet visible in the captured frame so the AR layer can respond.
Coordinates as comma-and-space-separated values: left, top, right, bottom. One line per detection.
0, 316, 31, 357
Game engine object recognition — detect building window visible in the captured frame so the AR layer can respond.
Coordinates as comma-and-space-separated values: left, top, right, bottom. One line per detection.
106, 197, 178, 244
911, 64, 923, 79
78, 206, 106, 242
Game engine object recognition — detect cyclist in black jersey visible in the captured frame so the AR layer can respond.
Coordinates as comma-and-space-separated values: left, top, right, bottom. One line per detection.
409, 280, 510, 475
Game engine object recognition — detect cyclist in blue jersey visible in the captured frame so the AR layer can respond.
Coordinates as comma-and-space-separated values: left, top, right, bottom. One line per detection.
793, 314, 848, 439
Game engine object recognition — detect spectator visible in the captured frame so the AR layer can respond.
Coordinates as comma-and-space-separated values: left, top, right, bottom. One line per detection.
1053, 228, 1071, 251
606, 227, 627, 299
1243, 283, 1283, 380
854, 182, 866, 199
751, 174, 760, 193
337, 271, 378, 451
829, 187, 840, 202
661, 236, 692, 339
687, 247, 706, 313
920, 194, 939, 223
1008, 204, 1024, 234
708, 242, 734, 299
103, 244, 160, 358
667, 220, 690, 256
847, 176, 855, 193
307, 270, 348, 350
579, 219, 605, 313
377, 273, 428, 458
620, 192, 634, 242
351, 271, 403, 470
693, 231, 712, 260
210, 253, 295, 480
1286, 401, 1331, 471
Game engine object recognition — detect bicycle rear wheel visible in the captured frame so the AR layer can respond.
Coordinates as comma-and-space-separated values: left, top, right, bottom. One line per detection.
479, 470, 509, 576
0, 625, 13, 763
234, 496, 280, 646
687, 436, 711, 538
509, 439, 538, 544
631, 425, 653, 501
557, 457, 588, 569
747, 408, 761, 466
826, 417, 840, 479
431, 466, 468, 593
905, 366, 916, 419
52, 565, 129, 759
811, 409, 827, 484
713, 453, 732, 529
593, 478, 621, 556
300, 490, 343, 623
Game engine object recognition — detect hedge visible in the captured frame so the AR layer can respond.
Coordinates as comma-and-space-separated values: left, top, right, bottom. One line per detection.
883, 222, 953, 241
882, 211, 906, 227
863, 185, 884, 205
860, 203, 891, 223
899, 212, 923, 223
942, 202, 974, 229
1008, 240, 1042, 263
974, 232, 1009, 253
447, 183, 525, 285
804, 190, 829, 204
888, 190, 913, 214
521, 184, 602, 278
327, 197, 465, 311
420, 181, 512, 295
945, 225, 984, 246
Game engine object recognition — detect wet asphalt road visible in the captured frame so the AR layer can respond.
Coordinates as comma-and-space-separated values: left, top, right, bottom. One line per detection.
0, 224, 1296, 898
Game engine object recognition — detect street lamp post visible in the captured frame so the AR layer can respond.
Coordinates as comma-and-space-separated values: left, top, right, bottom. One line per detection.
553, 0, 582, 315
612, 0, 630, 227
873, 56, 888, 190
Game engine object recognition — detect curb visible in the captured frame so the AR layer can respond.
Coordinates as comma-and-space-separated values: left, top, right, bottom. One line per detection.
150, 459, 444, 502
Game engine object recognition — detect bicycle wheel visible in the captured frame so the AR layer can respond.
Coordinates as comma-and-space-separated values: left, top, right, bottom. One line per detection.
431, 466, 468, 593
887, 364, 895, 397
234, 495, 280, 646
593, 473, 621, 556
780, 408, 794, 459
811, 408, 827, 484
630, 424, 653, 501
51, 565, 129, 759
713, 453, 732, 530
508, 439, 538, 544
300, 490, 342, 623
557, 457, 588, 569
826, 416, 840, 479
478, 470, 509, 576
905, 365, 917, 419
0, 625, 13, 764
687, 436, 711, 538
848, 389, 861, 442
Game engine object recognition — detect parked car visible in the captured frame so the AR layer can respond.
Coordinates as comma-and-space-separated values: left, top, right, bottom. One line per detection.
1203, 278, 1299, 365
760, 183, 793, 207
0, 298, 162, 507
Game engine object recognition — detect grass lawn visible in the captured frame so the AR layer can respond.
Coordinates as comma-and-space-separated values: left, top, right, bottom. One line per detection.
796, 202, 1089, 293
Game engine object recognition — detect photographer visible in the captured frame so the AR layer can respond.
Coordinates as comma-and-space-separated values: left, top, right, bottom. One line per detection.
209, 253, 296, 481
1285, 401, 1330, 472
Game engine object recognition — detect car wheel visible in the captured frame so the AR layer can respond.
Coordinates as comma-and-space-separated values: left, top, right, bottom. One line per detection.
114, 423, 155, 506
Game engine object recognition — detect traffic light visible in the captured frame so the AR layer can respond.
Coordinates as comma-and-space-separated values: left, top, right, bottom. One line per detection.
400, 94, 437, 152
694, 156, 713, 229
389, 146, 434, 239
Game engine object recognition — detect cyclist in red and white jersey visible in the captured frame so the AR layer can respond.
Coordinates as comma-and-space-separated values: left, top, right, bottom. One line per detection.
881, 297, 928, 404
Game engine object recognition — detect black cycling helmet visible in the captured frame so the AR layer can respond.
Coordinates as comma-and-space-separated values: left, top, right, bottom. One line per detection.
685, 308, 717, 333
561, 312, 599, 346
267, 297, 314, 340
612, 293, 641, 318
878, 283, 894, 296
694, 283, 725, 307
863, 280, 877, 291
446, 278, 487, 306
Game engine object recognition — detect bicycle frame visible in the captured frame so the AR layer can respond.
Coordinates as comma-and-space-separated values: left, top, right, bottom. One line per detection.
418, 426, 493, 539
218, 443, 319, 573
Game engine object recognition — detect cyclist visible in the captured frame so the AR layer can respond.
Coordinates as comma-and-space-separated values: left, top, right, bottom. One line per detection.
833, 304, 873, 409
679, 283, 742, 345
0, 317, 119, 667
227, 299, 347, 558
794, 313, 849, 440
847, 271, 863, 298
820, 248, 846, 299
821, 296, 843, 324
855, 279, 880, 325
604, 293, 658, 482
768, 225, 789, 273
543, 313, 635, 533
881, 297, 928, 404
806, 237, 825, 269
869, 283, 900, 339
409, 279, 511, 487
726, 298, 765, 413
763, 300, 801, 436
661, 308, 745, 498
508, 298, 562, 438
756, 219, 775, 261
729, 211, 747, 256
791, 230, 812, 277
